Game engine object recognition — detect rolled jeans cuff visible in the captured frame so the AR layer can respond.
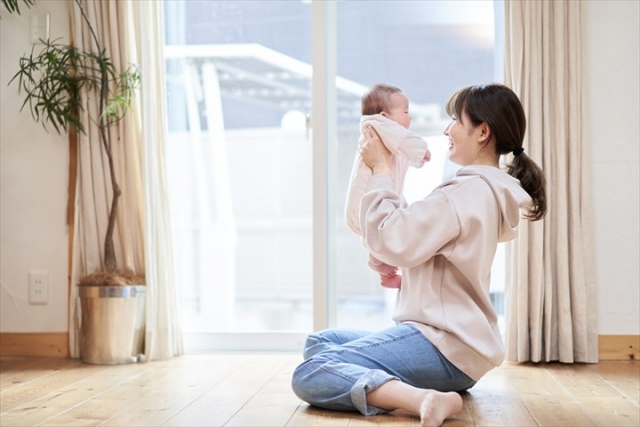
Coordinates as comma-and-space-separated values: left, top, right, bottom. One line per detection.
350, 369, 399, 416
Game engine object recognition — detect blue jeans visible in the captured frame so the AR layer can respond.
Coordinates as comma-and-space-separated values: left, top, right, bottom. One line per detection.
291, 324, 476, 416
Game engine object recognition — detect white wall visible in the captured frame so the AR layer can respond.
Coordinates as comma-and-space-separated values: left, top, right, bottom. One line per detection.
0, 1, 69, 332
0, 0, 638, 335
585, 0, 640, 334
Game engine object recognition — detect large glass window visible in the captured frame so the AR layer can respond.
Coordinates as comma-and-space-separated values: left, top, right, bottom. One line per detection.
163, 0, 503, 349
333, 1, 502, 330
163, 1, 314, 339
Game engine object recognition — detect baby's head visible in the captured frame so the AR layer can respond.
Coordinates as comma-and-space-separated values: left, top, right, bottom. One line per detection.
362, 83, 411, 129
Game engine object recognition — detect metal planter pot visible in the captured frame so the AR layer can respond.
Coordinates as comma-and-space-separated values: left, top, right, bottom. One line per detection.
79, 285, 146, 364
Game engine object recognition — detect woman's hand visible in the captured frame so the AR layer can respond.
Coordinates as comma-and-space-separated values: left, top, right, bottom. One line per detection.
361, 127, 392, 175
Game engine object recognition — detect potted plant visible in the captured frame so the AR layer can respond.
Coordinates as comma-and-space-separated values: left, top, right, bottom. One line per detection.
5, 0, 145, 364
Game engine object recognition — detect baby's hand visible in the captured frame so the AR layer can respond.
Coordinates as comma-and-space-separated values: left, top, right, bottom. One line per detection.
416, 149, 432, 168
423, 149, 432, 163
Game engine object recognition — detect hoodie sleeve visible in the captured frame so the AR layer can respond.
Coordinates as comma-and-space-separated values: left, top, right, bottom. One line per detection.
344, 148, 371, 236
359, 174, 460, 268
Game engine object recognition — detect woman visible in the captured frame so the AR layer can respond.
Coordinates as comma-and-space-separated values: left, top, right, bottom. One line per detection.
291, 84, 546, 427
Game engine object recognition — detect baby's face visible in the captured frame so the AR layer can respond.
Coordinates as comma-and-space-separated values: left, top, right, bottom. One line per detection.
383, 93, 411, 129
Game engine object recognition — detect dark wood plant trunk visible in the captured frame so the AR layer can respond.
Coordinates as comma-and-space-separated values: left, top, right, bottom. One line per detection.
99, 61, 120, 274
77, 0, 121, 274
103, 164, 120, 273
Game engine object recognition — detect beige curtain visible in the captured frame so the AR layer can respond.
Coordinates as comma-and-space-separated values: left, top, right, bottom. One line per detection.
68, 0, 183, 360
503, 0, 598, 363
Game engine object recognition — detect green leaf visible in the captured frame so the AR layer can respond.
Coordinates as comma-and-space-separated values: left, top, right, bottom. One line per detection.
2, 0, 35, 15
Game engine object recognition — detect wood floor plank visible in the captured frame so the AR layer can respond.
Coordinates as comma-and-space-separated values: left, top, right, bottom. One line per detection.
444, 393, 474, 427
465, 364, 537, 426
347, 413, 420, 426
0, 359, 105, 413
287, 404, 356, 426
466, 394, 537, 427
1, 362, 150, 427
163, 354, 298, 427
502, 362, 597, 426
287, 404, 424, 427
0, 355, 637, 427
188, 355, 300, 427
0, 358, 77, 391
587, 360, 640, 404
41, 395, 128, 426
66, 355, 226, 427
528, 362, 639, 426
545, 362, 623, 397
0, 357, 46, 374
573, 396, 640, 427
39, 356, 207, 426
215, 354, 302, 427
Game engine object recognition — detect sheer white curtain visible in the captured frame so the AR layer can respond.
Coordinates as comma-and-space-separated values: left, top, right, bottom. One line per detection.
131, 0, 183, 360
503, 0, 598, 363
68, 0, 182, 360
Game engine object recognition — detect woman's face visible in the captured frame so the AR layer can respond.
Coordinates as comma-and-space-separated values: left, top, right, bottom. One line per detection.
383, 93, 412, 129
443, 109, 484, 166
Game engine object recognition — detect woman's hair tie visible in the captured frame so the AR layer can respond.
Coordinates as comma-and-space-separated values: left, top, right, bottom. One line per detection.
513, 147, 524, 156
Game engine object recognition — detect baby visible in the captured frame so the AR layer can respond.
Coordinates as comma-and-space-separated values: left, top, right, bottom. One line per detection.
345, 83, 431, 289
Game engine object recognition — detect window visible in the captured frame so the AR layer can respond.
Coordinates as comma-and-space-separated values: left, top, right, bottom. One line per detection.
163, 0, 504, 350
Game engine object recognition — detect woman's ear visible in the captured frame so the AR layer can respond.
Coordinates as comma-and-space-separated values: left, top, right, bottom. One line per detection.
478, 123, 491, 144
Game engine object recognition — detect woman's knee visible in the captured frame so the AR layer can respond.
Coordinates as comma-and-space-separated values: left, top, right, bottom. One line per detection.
302, 328, 364, 359
291, 360, 319, 403
302, 332, 330, 359
291, 357, 355, 412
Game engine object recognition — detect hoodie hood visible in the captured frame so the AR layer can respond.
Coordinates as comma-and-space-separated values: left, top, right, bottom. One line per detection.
454, 165, 532, 242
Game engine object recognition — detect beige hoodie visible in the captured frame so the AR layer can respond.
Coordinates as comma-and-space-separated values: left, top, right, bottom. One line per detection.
359, 165, 532, 381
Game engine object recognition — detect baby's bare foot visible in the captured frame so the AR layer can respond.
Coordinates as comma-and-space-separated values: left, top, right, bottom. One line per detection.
380, 273, 402, 289
419, 391, 462, 427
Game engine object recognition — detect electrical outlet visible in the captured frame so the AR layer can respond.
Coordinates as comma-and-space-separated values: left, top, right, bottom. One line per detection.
29, 270, 49, 305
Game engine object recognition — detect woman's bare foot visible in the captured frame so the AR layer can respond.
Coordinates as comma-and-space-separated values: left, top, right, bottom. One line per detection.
419, 391, 463, 427
366, 380, 463, 426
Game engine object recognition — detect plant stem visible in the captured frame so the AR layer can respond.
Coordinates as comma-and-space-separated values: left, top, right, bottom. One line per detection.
74, 0, 120, 273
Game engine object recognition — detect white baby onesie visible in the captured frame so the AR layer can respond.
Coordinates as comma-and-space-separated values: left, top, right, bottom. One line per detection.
345, 114, 431, 288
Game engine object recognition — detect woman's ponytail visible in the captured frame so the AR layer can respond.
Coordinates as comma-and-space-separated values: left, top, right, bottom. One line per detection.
506, 151, 547, 221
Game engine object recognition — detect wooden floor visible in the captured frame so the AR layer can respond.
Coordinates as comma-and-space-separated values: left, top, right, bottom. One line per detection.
0, 354, 638, 426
